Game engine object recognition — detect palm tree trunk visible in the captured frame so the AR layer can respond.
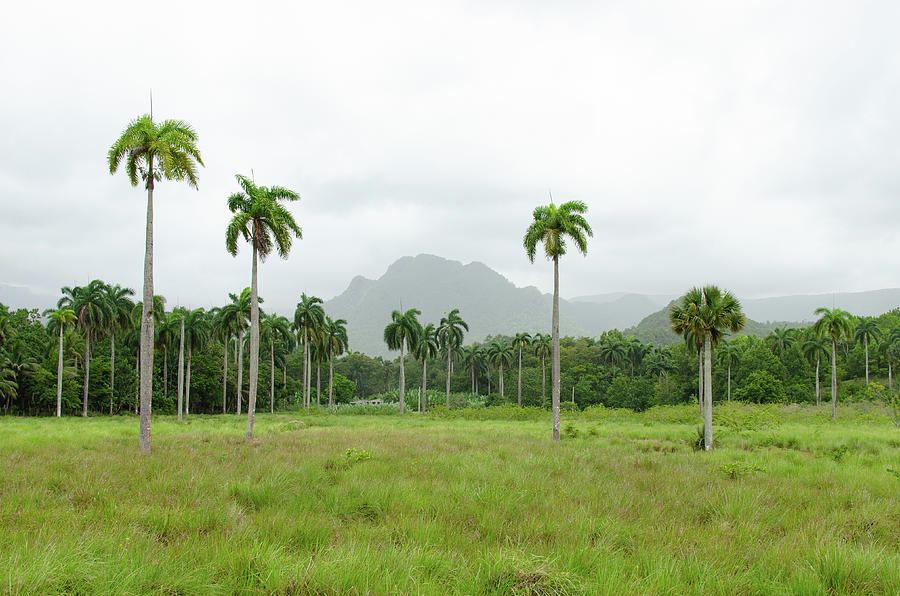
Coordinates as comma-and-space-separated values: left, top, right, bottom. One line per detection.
270, 338, 275, 414
82, 331, 91, 418
445, 348, 452, 407
328, 355, 334, 407
727, 363, 731, 402
865, 336, 869, 386
246, 242, 260, 441
302, 330, 308, 408
236, 329, 244, 416
815, 355, 821, 406
541, 355, 546, 408
164, 350, 168, 403
517, 346, 523, 408
831, 339, 838, 421
703, 334, 713, 451
177, 315, 185, 422
399, 341, 406, 415
110, 331, 115, 415
56, 325, 63, 417
551, 255, 561, 442
697, 349, 703, 416
222, 337, 228, 414
134, 348, 139, 414
185, 345, 192, 415
316, 362, 321, 408
139, 166, 154, 453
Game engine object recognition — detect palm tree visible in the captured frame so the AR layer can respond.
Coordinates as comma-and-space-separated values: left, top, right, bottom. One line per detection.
384, 309, 422, 415
766, 327, 796, 357
210, 306, 232, 414
261, 314, 292, 412
322, 316, 348, 407
523, 199, 592, 441
226, 173, 302, 439
599, 334, 628, 369
802, 331, 830, 405
182, 308, 210, 416
716, 339, 739, 401
854, 317, 881, 386
293, 293, 324, 409
487, 340, 514, 399
532, 333, 551, 407
103, 284, 135, 415
44, 307, 76, 417
172, 307, 188, 421
59, 280, 109, 417
670, 286, 745, 451
814, 308, 854, 420
414, 323, 439, 411
221, 289, 253, 415
109, 113, 203, 453
156, 311, 178, 406
880, 329, 900, 392
130, 295, 166, 414
512, 332, 532, 408
0, 359, 17, 415
645, 348, 675, 390
2, 338, 39, 414
626, 337, 650, 377
438, 309, 469, 408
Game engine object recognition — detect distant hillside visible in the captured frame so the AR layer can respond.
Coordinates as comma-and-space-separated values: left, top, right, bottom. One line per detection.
742, 289, 900, 323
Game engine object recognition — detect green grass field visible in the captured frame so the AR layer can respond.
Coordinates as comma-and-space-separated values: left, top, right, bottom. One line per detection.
2, 405, 899, 595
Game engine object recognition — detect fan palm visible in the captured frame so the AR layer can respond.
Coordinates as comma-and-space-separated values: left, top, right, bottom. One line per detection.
523, 199, 592, 441
293, 293, 325, 408
438, 309, 468, 408
414, 323, 439, 411
226, 173, 302, 439
532, 333, 551, 407
814, 308, 854, 420
854, 317, 881, 386
512, 332, 532, 408
109, 113, 203, 453
44, 307, 76, 417
59, 280, 109, 417
384, 309, 422, 415
261, 313, 293, 413
670, 286, 745, 451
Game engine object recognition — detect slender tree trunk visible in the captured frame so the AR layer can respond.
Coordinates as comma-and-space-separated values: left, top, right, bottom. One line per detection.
864, 336, 869, 386
236, 329, 244, 415
246, 243, 260, 441
282, 365, 286, 391
889, 360, 893, 393
222, 337, 228, 414
727, 363, 731, 401
831, 339, 838, 421
185, 345, 192, 416
470, 364, 474, 393
82, 332, 91, 417
134, 348, 139, 414
56, 325, 63, 417
445, 348, 452, 407
703, 334, 713, 451
270, 338, 275, 414
517, 346, 523, 408
551, 255, 561, 442
399, 341, 406, 415
328, 355, 334, 407
139, 168, 154, 453
815, 355, 821, 406
110, 331, 115, 415
499, 363, 504, 398
302, 330, 308, 408
421, 359, 427, 411
164, 350, 168, 403
177, 315, 185, 421
316, 362, 321, 408
541, 355, 546, 408
697, 349, 703, 416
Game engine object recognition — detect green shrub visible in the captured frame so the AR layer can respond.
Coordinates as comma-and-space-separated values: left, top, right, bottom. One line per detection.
734, 371, 785, 403
344, 447, 371, 464
719, 461, 765, 479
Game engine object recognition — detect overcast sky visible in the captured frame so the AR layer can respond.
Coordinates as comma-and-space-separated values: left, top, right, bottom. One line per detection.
1, 1, 898, 315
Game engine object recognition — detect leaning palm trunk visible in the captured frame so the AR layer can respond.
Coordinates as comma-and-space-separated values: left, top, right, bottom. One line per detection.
703, 334, 713, 451
222, 337, 228, 414
831, 340, 838, 421
246, 242, 260, 441
185, 345, 192, 415
177, 316, 185, 421
138, 171, 154, 453
236, 329, 244, 415
270, 338, 275, 414
110, 332, 116, 415
551, 256, 561, 441
82, 332, 91, 417
56, 325, 64, 417
399, 342, 406, 415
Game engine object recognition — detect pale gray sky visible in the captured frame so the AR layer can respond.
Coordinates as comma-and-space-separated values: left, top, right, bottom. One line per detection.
1, 0, 898, 315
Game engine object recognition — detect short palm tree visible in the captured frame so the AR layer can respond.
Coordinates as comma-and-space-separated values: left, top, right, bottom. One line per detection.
104, 284, 135, 415
109, 113, 203, 453
670, 286, 745, 451
814, 307, 854, 420
487, 340, 514, 399
599, 334, 628, 369
524, 200, 592, 441
322, 316, 347, 407
802, 331, 830, 405
261, 313, 293, 412
512, 332, 532, 407
45, 307, 77, 417
293, 293, 324, 409
438, 309, 468, 408
59, 280, 109, 417
226, 173, 302, 439
461, 345, 479, 394
532, 333, 551, 407
414, 323, 439, 411
854, 317, 881, 386
384, 309, 422, 415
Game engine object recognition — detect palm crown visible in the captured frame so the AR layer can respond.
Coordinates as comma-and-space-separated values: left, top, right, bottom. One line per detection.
108, 115, 203, 189
226, 174, 302, 260
523, 200, 593, 262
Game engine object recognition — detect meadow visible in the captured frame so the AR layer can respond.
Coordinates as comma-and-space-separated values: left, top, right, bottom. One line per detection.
1, 404, 899, 595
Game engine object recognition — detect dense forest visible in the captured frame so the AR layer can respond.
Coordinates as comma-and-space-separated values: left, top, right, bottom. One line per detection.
2, 282, 898, 416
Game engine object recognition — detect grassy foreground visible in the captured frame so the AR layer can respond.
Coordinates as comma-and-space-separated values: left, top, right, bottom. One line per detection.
1, 407, 899, 595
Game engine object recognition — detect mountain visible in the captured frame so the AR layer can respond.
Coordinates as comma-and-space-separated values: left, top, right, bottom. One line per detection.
741, 289, 900, 323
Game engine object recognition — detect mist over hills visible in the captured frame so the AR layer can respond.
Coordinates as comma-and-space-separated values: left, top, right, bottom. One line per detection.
326, 255, 900, 356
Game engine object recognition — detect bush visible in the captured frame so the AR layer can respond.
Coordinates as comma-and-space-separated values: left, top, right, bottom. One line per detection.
734, 371, 785, 403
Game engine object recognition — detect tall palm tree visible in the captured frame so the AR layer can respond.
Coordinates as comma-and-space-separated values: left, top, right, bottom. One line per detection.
854, 317, 881, 386
109, 113, 203, 453
226, 173, 302, 439
261, 313, 292, 413
384, 309, 422, 415
438, 309, 469, 408
44, 307, 76, 417
814, 308, 854, 421
293, 293, 324, 409
802, 331, 830, 405
487, 340, 514, 399
59, 280, 109, 417
512, 332, 532, 408
523, 199, 592, 441
322, 316, 348, 408
182, 308, 210, 416
103, 284, 135, 415
414, 323, 439, 411
670, 286, 745, 451
532, 333, 551, 407
221, 289, 253, 415
716, 339, 739, 402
